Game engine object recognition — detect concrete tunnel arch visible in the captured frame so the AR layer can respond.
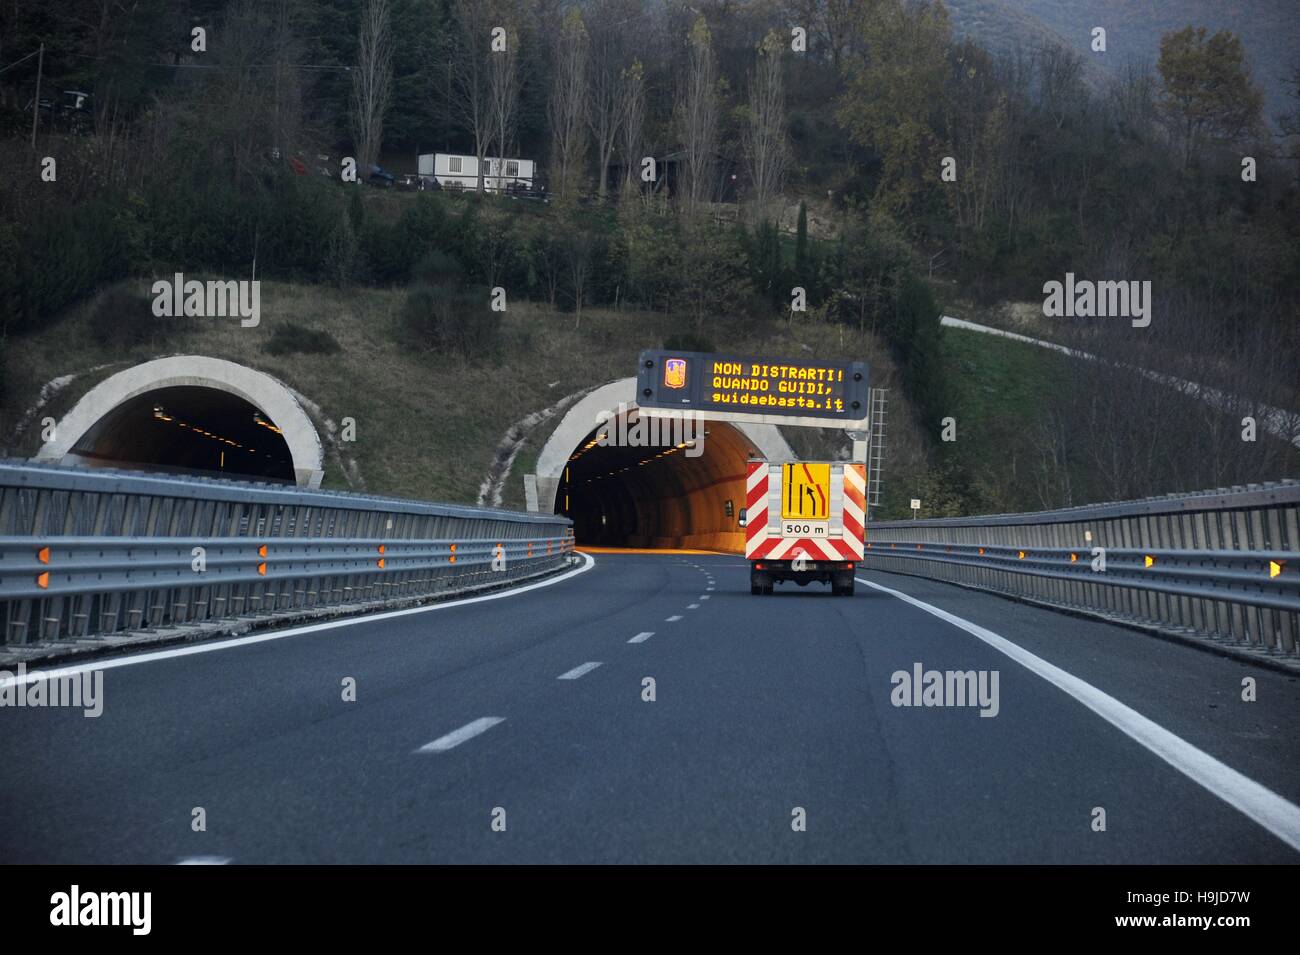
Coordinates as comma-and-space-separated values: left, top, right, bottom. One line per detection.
35, 356, 325, 487
532, 378, 794, 551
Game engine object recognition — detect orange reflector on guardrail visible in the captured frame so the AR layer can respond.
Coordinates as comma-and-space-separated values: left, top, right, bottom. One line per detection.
1270, 560, 1284, 578
37, 546, 50, 565
378, 544, 386, 555
258, 544, 267, 558
916, 544, 923, 550
257, 562, 267, 576
1144, 555, 1156, 568
37, 571, 49, 589
377, 558, 386, 569
978, 547, 985, 555
1070, 553, 1078, 562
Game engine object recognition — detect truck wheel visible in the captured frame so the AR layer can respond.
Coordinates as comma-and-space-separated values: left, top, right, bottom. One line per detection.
751, 582, 762, 595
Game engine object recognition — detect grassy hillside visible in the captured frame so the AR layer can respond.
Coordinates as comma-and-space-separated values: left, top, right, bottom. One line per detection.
0, 281, 923, 512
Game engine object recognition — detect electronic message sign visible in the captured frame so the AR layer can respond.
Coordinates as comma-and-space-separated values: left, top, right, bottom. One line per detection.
635, 350, 870, 428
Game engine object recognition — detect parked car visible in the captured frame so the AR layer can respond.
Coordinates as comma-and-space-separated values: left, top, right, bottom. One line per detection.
25, 89, 92, 133
367, 164, 395, 188
397, 174, 421, 191
506, 180, 549, 203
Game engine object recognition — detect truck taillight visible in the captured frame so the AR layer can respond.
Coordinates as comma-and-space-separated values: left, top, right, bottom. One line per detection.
755, 562, 766, 569
842, 562, 854, 569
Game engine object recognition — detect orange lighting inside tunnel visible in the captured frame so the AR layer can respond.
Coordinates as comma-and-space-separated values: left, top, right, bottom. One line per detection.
559, 412, 756, 554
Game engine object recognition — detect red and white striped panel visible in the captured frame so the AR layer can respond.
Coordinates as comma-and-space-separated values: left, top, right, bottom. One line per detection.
756, 535, 850, 562
745, 462, 866, 562
744, 461, 769, 560
841, 463, 866, 559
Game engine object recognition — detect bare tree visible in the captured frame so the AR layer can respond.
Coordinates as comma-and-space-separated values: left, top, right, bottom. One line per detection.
488, 7, 521, 187
565, 225, 594, 327
675, 15, 720, 211
350, 0, 394, 172
1037, 44, 1084, 132
548, 6, 590, 201
744, 30, 789, 222
617, 59, 647, 200
785, 0, 858, 69
449, 0, 494, 193
586, 0, 636, 200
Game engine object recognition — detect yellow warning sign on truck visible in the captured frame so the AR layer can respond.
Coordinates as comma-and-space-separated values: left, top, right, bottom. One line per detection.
781, 462, 830, 520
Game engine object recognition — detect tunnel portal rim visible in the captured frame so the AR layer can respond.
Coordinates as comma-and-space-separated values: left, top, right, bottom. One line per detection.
34, 355, 325, 488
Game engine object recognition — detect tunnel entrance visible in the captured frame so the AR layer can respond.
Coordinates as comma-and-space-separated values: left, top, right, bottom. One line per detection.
37, 356, 325, 486
558, 409, 758, 551
67, 385, 296, 482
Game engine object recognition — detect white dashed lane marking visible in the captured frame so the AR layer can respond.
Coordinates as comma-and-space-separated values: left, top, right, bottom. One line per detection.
557, 661, 602, 680
666, 615, 683, 622
628, 632, 654, 644
416, 717, 505, 754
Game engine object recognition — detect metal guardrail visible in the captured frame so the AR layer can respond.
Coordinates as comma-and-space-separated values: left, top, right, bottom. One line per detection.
0, 462, 574, 645
861, 481, 1300, 656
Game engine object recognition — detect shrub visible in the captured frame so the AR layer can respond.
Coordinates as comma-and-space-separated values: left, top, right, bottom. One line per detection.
7, 199, 134, 335
412, 250, 465, 287
401, 283, 500, 358
86, 285, 172, 348
263, 322, 342, 356
323, 207, 361, 288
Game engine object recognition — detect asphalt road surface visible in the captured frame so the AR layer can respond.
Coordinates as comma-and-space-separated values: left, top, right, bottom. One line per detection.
3, 552, 1298, 863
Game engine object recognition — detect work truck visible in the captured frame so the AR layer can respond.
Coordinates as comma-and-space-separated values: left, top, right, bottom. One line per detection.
741, 460, 866, 596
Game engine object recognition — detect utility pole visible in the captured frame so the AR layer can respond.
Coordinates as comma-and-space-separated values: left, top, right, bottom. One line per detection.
30, 42, 44, 150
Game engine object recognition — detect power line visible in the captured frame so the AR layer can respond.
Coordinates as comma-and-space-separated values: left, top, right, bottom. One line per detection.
0, 48, 42, 77
59, 51, 353, 71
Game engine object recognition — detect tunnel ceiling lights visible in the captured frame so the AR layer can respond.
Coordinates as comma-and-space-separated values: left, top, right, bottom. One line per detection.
253, 413, 283, 435
153, 404, 257, 453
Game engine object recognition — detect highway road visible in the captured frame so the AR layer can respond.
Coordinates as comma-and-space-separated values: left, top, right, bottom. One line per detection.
2, 552, 1298, 864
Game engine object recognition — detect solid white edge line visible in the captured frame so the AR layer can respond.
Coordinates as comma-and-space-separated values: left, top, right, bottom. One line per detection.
856, 575, 1300, 853
176, 856, 231, 865
628, 632, 653, 644
557, 661, 602, 680
416, 716, 505, 753
0, 553, 598, 689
